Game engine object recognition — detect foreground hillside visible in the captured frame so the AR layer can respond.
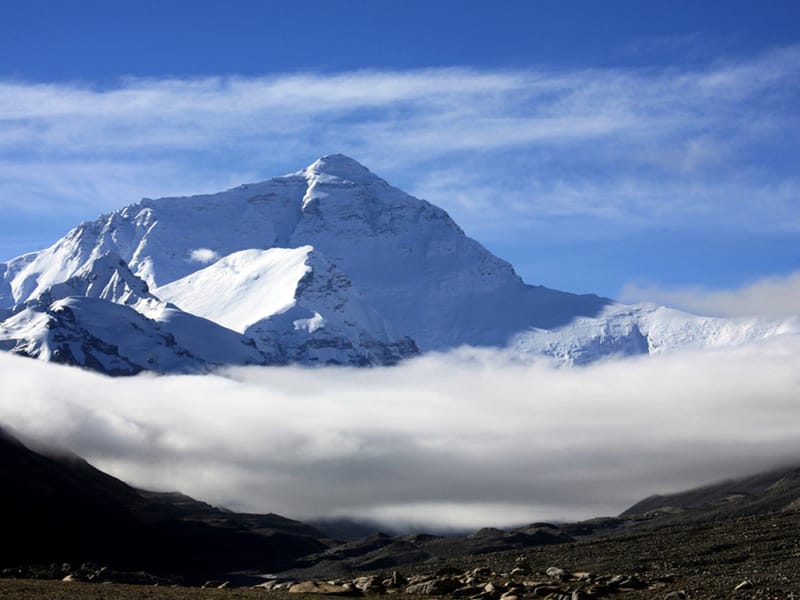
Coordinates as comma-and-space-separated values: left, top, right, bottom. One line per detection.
3, 509, 800, 598
0, 426, 328, 579
4, 425, 800, 597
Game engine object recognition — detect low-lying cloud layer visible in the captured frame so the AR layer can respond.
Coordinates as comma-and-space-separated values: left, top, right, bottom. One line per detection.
2, 338, 799, 530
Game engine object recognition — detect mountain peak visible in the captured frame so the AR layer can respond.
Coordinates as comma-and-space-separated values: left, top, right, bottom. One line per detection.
304, 154, 379, 184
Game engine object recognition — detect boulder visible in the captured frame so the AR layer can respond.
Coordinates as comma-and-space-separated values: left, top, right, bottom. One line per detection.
406, 578, 463, 595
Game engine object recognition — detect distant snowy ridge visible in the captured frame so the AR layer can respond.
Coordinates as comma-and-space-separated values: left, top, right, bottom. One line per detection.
511, 304, 800, 365
0, 154, 795, 374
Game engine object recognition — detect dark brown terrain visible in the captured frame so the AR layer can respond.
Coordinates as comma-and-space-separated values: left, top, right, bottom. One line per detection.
3, 509, 800, 598
0, 426, 327, 582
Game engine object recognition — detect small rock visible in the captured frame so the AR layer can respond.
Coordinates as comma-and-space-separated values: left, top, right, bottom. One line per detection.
452, 585, 486, 597
62, 575, 76, 583
533, 585, 562, 597
289, 581, 361, 595
217, 581, 230, 589
607, 574, 645, 590
406, 578, 462, 595
546, 567, 567, 580
202, 580, 225, 589
353, 576, 384, 593
585, 584, 610, 596
607, 575, 626, 588
252, 581, 277, 590
510, 567, 528, 576
273, 581, 298, 591
734, 580, 753, 591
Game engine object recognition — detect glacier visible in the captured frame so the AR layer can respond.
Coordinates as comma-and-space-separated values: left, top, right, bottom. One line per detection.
1, 154, 796, 374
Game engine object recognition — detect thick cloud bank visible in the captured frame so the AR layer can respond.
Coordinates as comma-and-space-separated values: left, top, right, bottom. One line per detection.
2, 338, 799, 530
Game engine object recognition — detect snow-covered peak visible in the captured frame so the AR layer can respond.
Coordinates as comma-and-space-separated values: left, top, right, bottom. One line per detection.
7, 154, 793, 375
0, 155, 610, 354
302, 154, 382, 185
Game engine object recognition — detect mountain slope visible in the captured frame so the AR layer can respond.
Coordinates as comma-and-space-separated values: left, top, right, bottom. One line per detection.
621, 463, 800, 523
0, 296, 268, 374
0, 425, 328, 577
156, 245, 417, 365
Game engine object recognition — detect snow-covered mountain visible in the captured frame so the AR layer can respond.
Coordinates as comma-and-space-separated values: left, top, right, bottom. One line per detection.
511, 303, 800, 365
1, 154, 796, 374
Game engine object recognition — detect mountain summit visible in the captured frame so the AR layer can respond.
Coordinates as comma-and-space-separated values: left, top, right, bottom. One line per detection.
1, 156, 796, 374
303, 153, 381, 184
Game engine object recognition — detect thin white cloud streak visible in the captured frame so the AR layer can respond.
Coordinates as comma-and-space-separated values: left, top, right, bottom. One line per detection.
410, 165, 800, 235
2, 50, 795, 153
621, 271, 800, 318
1, 339, 799, 530
1, 47, 797, 244
0, 159, 261, 216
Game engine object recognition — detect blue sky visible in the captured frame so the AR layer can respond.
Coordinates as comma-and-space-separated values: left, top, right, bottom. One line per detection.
1, 0, 799, 304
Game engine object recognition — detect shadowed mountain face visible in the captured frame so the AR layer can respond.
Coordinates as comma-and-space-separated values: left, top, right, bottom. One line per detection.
0, 426, 327, 579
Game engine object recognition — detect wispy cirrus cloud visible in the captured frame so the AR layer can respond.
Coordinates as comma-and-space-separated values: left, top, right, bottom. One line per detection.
1, 46, 799, 286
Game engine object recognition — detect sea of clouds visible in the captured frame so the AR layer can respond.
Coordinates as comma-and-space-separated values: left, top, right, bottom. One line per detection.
2, 335, 799, 531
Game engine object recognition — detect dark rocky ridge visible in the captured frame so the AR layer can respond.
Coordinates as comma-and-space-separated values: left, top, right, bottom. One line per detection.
0, 426, 327, 582
621, 464, 800, 522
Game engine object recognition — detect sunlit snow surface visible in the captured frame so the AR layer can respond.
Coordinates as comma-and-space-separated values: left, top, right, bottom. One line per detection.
156, 247, 313, 333
0, 154, 796, 373
512, 304, 800, 365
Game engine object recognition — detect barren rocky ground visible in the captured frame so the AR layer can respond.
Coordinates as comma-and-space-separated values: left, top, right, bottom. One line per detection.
3, 509, 800, 599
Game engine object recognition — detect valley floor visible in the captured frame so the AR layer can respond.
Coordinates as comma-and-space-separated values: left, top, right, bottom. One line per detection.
3, 510, 800, 599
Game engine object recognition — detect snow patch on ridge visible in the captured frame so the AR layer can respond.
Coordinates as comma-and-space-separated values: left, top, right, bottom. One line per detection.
155, 246, 313, 333
294, 311, 325, 333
